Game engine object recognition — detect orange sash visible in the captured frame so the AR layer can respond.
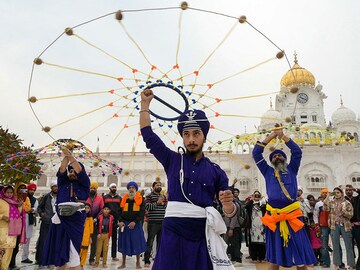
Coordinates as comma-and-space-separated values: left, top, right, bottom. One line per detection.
120, 192, 142, 209
260, 202, 304, 246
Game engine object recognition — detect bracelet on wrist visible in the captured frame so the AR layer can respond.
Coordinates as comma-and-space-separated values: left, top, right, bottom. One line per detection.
139, 109, 150, 113
223, 203, 237, 217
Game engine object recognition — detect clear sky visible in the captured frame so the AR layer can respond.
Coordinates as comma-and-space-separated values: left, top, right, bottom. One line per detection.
1, 0, 359, 153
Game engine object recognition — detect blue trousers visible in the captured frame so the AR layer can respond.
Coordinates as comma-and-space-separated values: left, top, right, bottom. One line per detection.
320, 226, 330, 266
330, 224, 355, 268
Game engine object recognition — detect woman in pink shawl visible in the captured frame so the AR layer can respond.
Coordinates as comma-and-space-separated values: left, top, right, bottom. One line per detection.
0, 185, 26, 270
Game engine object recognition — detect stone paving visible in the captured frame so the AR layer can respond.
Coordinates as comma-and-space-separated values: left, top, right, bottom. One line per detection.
14, 226, 326, 269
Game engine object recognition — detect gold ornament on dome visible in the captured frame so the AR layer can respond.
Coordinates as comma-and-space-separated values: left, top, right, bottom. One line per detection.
280, 52, 315, 87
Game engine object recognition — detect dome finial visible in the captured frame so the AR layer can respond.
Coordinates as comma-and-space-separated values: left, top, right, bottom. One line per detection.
294, 51, 298, 64
270, 97, 273, 109
340, 94, 343, 106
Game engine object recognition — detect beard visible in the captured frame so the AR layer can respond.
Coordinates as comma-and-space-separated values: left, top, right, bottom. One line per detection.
185, 142, 204, 156
128, 191, 135, 200
90, 190, 96, 196
273, 161, 288, 173
154, 187, 162, 193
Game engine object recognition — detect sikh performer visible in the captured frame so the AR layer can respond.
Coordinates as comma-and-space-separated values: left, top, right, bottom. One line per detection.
118, 181, 147, 269
252, 126, 316, 269
140, 89, 236, 270
42, 147, 90, 269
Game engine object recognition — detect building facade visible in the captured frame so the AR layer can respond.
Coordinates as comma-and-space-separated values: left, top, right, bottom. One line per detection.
35, 55, 360, 199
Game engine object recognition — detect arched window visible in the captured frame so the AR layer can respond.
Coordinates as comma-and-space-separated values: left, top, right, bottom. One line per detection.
309, 175, 327, 188
238, 178, 249, 191
351, 174, 360, 184
312, 114, 317, 123
291, 115, 296, 124
300, 113, 308, 125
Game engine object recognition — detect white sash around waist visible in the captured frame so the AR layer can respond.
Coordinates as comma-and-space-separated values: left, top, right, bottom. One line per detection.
165, 201, 235, 270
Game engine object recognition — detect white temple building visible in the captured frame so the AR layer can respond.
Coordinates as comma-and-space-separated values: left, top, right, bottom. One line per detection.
36, 54, 360, 199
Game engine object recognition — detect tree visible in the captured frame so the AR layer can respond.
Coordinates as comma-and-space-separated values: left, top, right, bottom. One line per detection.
0, 126, 41, 185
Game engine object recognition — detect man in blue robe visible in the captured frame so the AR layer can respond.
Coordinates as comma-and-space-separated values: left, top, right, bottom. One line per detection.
140, 89, 236, 270
42, 147, 90, 269
252, 127, 316, 269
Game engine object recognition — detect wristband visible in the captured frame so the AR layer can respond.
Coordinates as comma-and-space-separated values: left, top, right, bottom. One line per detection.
139, 109, 150, 113
223, 203, 237, 217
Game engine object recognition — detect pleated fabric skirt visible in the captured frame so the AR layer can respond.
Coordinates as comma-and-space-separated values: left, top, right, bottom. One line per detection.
118, 220, 147, 256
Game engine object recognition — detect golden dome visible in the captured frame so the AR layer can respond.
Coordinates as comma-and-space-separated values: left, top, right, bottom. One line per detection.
280, 53, 315, 87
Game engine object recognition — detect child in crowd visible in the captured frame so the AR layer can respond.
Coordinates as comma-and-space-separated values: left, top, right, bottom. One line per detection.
309, 219, 322, 265
80, 203, 94, 267
94, 204, 114, 268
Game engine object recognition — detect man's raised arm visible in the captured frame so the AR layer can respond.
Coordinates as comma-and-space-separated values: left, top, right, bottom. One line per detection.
140, 89, 154, 129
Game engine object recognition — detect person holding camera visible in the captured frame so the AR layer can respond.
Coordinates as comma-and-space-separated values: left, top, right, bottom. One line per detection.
41, 147, 90, 269
324, 187, 355, 270
244, 191, 266, 263
223, 188, 245, 266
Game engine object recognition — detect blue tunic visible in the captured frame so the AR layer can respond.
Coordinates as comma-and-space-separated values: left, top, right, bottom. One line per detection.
42, 163, 90, 267
56, 163, 90, 204
141, 126, 229, 270
252, 139, 316, 267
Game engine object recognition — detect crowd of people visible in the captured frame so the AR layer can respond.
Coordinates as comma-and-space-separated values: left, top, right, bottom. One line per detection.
0, 173, 168, 269
220, 184, 360, 270
0, 89, 359, 270
1, 177, 359, 269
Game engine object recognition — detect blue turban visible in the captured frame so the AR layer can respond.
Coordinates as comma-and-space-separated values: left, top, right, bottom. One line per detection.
269, 149, 287, 161
177, 109, 210, 139
67, 162, 84, 173
127, 181, 138, 191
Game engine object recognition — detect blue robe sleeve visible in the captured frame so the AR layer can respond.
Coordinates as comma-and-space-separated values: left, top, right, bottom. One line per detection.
141, 126, 177, 169
74, 163, 90, 201
216, 164, 230, 192
56, 170, 67, 186
252, 141, 271, 177
286, 139, 302, 174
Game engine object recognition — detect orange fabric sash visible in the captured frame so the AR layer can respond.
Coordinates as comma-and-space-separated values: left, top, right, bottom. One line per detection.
260, 201, 304, 247
120, 192, 142, 208
261, 208, 304, 232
